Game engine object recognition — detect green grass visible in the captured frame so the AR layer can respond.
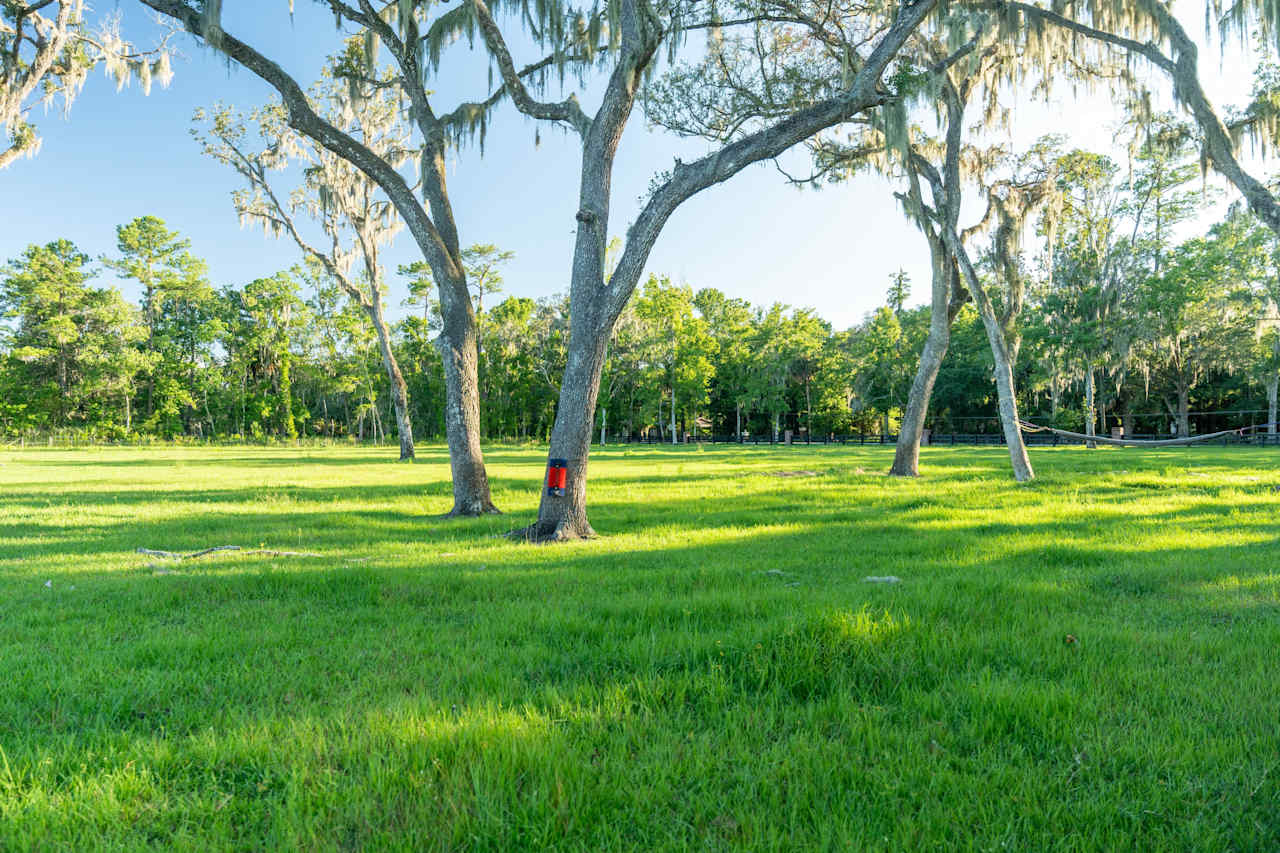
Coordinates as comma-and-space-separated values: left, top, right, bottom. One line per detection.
1, 443, 1278, 851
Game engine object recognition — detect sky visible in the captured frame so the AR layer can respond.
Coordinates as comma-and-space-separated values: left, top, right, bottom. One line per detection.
0, 1, 1266, 330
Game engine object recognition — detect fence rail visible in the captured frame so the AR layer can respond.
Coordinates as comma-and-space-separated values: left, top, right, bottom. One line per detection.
605, 431, 1280, 447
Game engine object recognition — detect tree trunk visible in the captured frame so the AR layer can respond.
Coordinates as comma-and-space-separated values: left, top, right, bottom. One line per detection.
436, 317, 499, 514
735, 404, 741, 440
990, 342, 1034, 480
1177, 385, 1190, 437
1268, 373, 1278, 436
805, 380, 812, 438
1084, 369, 1097, 449
890, 271, 952, 475
942, 229, 1034, 481
600, 405, 607, 445
520, 314, 610, 541
366, 300, 415, 460
670, 387, 677, 445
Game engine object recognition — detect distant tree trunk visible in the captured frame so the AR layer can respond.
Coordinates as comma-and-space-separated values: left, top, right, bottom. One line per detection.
1050, 376, 1060, 421
670, 387, 677, 445
1177, 384, 1191, 437
600, 405, 607, 445
1084, 368, 1097, 449
772, 411, 780, 442
735, 404, 741, 440
1268, 373, 1278, 436
365, 299, 415, 460
279, 357, 297, 439
805, 379, 812, 438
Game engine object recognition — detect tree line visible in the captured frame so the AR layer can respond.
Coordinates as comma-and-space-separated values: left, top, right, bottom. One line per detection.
6, 160, 1279, 448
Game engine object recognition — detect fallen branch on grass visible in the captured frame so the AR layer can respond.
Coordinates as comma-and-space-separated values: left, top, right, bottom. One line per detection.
136, 546, 323, 560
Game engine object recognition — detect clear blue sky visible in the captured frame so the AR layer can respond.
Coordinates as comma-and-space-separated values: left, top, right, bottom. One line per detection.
0, 1, 1260, 330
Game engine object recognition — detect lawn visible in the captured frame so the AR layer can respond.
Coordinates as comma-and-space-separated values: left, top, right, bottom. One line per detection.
0, 443, 1277, 850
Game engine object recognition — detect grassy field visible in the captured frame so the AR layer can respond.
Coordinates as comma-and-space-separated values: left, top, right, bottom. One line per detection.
0, 443, 1278, 850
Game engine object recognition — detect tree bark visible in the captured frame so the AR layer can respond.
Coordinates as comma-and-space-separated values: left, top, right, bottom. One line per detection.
944, 230, 1034, 481
891, 324, 950, 474
516, 311, 610, 541
436, 308, 499, 515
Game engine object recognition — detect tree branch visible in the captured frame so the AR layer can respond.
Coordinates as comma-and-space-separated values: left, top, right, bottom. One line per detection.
137, 0, 464, 282
470, 0, 591, 137
606, 0, 938, 320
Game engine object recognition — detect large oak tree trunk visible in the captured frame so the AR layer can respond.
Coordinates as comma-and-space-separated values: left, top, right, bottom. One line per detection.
438, 340, 497, 514
521, 313, 610, 541
436, 284, 498, 514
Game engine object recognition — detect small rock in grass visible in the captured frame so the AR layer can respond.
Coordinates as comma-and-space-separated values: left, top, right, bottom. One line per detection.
863, 575, 901, 584
43, 580, 52, 589
761, 569, 786, 577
